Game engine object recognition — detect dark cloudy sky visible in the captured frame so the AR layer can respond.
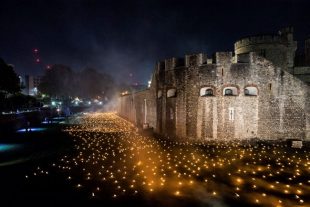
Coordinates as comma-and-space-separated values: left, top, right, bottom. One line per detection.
0, 0, 310, 85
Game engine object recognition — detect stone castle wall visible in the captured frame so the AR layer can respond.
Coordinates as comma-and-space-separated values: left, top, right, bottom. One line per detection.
118, 27, 309, 141
118, 52, 309, 141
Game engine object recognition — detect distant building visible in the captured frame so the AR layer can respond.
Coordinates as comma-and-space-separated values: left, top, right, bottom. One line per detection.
18, 75, 23, 87
21, 75, 41, 96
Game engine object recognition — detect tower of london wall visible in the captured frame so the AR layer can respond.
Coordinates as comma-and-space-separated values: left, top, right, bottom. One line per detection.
118, 28, 310, 141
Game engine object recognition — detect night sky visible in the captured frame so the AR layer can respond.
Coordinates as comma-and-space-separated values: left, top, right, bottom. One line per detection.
0, 0, 310, 85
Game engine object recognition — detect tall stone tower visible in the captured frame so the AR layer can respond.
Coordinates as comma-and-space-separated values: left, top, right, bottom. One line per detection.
234, 27, 297, 72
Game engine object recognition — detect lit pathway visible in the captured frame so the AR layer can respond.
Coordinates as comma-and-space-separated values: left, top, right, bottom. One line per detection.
26, 112, 309, 207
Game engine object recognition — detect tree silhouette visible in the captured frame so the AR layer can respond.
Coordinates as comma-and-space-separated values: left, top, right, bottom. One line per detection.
39, 65, 116, 101
78, 68, 115, 99
0, 58, 21, 96
39, 64, 75, 98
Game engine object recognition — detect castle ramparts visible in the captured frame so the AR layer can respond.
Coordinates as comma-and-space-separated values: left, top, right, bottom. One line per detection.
118, 27, 310, 142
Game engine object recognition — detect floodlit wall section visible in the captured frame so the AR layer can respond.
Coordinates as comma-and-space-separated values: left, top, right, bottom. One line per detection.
118, 52, 309, 141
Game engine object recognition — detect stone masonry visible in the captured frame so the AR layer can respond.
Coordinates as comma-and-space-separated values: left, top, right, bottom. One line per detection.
118, 27, 310, 141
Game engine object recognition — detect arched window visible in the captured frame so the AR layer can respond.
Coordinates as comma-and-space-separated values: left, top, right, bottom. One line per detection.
200, 87, 214, 97
223, 86, 238, 96
225, 89, 233, 95
167, 89, 176, 98
244, 87, 258, 96
205, 89, 213, 96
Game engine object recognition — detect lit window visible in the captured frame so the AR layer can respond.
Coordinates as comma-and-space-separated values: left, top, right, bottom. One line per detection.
223, 87, 238, 96
200, 87, 214, 97
244, 87, 258, 96
205, 89, 213, 96
167, 89, 176, 98
225, 89, 233, 95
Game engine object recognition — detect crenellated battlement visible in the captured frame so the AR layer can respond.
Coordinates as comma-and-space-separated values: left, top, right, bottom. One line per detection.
164, 57, 185, 70
156, 52, 240, 71
156, 61, 165, 72
157, 53, 209, 71
185, 53, 207, 67
215, 52, 233, 65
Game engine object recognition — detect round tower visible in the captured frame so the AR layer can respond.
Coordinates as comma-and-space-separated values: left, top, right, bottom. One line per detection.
234, 27, 297, 70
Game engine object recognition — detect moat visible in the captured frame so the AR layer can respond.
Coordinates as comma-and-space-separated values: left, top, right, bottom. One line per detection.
0, 112, 308, 207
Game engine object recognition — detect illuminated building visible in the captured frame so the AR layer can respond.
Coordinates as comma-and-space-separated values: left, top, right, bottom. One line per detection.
118, 27, 310, 141
22, 75, 41, 96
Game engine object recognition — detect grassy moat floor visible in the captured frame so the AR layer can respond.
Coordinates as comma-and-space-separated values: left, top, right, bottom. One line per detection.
0, 112, 309, 207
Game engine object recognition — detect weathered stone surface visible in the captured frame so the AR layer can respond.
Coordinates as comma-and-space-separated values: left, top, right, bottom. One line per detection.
118, 28, 310, 142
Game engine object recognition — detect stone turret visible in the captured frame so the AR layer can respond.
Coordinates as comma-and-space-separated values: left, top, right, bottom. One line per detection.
234, 27, 297, 71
